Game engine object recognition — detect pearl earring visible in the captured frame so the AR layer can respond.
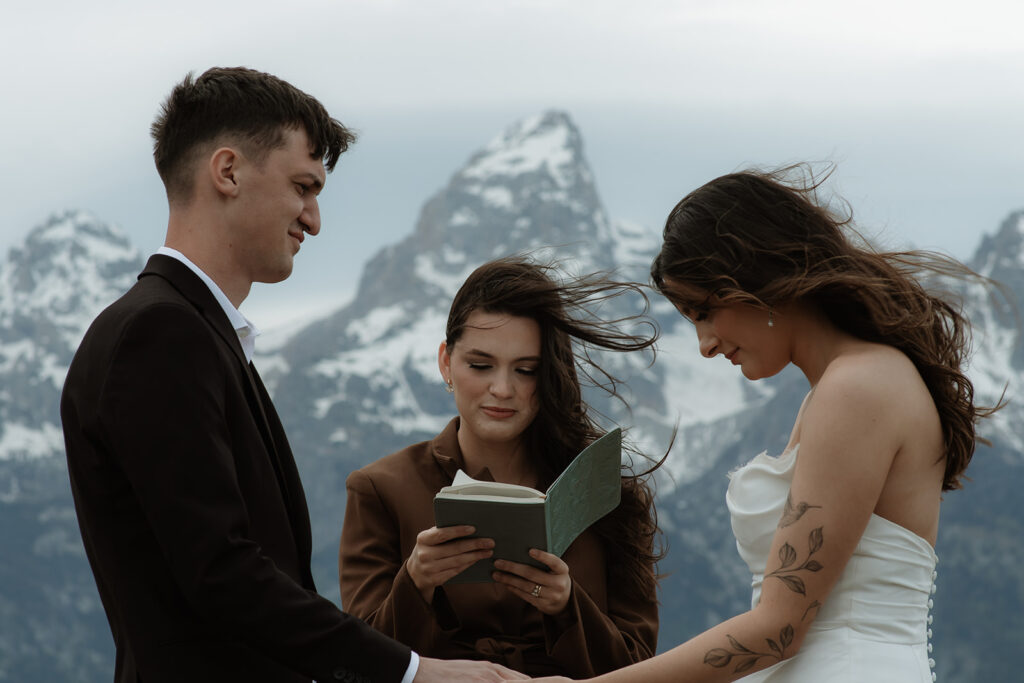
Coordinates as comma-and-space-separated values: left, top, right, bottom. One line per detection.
768, 310, 774, 328
445, 379, 454, 393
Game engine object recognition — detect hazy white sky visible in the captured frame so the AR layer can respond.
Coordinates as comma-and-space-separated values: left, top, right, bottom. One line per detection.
2, 0, 1022, 327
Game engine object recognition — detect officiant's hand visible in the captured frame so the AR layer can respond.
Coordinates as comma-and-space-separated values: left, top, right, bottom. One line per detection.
492, 549, 571, 615
407, 525, 494, 602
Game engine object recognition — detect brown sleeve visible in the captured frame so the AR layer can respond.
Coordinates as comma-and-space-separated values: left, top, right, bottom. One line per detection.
541, 564, 659, 677
339, 468, 461, 650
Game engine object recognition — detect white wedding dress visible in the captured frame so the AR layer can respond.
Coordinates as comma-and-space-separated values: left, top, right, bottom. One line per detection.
726, 447, 939, 682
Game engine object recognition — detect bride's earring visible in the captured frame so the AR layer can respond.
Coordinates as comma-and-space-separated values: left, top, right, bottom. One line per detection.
768, 310, 774, 328
445, 379, 454, 393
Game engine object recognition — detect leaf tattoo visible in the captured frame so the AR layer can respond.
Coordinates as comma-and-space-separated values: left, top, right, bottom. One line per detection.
766, 527, 825, 595
704, 625, 796, 674
778, 543, 798, 568
776, 574, 807, 595
778, 492, 822, 528
802, 600, 822, 622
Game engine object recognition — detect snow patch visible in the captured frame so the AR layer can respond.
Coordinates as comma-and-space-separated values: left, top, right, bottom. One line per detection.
346, 305, 408, 346
313, 311, 449, 423
413, 255, 479, 298
449, 208, 478, 227
462, 116, 577, 188
611, 219, 659, 268
480, 186, 514, 209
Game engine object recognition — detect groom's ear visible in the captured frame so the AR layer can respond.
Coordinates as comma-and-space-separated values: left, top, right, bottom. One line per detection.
208, 146, 242, 199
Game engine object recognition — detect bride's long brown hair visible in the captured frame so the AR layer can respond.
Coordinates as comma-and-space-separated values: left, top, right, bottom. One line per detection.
445, 256, 663, 598
651, 164, 1001, 491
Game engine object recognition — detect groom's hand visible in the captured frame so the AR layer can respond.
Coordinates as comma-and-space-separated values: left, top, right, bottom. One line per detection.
413, 656, 531, 681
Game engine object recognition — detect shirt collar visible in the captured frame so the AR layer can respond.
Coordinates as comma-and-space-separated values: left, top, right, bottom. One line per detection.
156, 246, 260, 363
431, 417, 496, 482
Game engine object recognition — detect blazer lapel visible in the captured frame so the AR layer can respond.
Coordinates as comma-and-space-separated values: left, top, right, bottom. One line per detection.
139, 255, 248, 364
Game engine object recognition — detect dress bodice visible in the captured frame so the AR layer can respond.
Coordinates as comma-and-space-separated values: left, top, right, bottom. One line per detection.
725, 447, 939, 681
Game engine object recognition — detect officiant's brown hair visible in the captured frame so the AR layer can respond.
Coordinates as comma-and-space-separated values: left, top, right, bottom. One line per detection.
444, 256, 664, 598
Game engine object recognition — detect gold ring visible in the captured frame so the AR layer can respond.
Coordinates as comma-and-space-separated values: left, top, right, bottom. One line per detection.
531, 584, 542, 598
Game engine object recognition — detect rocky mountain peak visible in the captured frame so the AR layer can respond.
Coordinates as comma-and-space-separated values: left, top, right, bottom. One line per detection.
326, 110, 617, 338
970, 209, 1024, 277
456, 110, 590, 191
0, 211, 142, 460
383, 110, 613, 298
1, 210, 141, 334
271, 112, 750, 488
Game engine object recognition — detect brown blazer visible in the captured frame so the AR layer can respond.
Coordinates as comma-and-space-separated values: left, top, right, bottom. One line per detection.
339, 418, 659, 678
61, 255, 411, 683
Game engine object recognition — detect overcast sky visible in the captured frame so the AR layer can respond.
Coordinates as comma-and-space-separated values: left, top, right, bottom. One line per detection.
2, 0, 1022, 328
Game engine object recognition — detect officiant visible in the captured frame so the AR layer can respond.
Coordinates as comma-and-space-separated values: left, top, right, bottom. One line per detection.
338, 256, 663, 677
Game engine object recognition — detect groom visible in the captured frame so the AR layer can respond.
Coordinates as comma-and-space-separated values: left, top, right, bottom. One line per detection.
60, 66, 527, 683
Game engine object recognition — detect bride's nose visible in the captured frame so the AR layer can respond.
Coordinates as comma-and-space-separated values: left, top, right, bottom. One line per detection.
696, 323, 719, 358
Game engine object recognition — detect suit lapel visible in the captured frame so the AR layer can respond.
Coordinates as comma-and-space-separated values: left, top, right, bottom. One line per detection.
138, 255, 303, 535
248, 363, 314, 581
139, 255, 248, 365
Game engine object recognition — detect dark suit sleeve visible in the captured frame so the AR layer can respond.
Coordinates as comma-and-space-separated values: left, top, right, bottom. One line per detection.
97, 303, 411, 682
340, 469, 461, 650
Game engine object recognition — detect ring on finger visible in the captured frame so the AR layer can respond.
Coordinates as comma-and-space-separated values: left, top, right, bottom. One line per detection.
531, 584, 542, 598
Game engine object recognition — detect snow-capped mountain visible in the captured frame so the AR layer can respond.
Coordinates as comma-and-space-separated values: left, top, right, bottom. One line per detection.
962, 210, 1024, 454
0, 114, 1020, 682
0, 210, 142, 461
265, 111, 758, 498
0, 211, 143, 681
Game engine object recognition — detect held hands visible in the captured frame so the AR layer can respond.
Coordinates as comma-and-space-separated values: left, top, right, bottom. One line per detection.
407, 525, 494, 602
493, 549, 571, 615
414, 656, 530, 681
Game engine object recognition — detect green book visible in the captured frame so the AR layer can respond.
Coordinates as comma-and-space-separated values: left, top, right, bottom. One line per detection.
433, 428, 622, 584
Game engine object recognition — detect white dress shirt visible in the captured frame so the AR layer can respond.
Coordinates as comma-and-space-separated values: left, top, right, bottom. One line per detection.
156, 247, 260, 362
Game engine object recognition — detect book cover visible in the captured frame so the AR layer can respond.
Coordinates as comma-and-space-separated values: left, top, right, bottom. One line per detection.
433, 428, 622, 584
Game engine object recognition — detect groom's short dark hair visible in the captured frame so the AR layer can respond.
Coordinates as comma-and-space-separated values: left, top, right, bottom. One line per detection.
151, 66, 356, 202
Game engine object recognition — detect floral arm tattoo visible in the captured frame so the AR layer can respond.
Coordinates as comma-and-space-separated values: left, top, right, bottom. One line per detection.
765, 526, 824, 595
703, 596, 823, 674
704, 627, 795, 674
703, 497, 825, 674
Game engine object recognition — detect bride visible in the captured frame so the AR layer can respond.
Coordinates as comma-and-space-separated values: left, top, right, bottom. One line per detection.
538, 166, 998, 682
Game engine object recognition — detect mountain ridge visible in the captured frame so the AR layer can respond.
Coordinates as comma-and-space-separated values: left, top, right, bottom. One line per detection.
0, 113, 1019, 681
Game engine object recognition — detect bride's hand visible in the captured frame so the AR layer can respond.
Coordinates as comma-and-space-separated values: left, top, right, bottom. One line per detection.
492, 548, 571, 615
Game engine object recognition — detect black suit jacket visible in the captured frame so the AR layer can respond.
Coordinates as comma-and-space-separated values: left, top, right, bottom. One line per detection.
61, 255, 411, 683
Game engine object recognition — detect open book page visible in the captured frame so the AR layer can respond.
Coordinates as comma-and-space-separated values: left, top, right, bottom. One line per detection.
545, 428, 622, 557
438, 470, 546, 501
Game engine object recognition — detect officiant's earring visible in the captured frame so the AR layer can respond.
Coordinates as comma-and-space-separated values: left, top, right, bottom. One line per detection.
445, 379, 454, 393
768, 310, 774, 328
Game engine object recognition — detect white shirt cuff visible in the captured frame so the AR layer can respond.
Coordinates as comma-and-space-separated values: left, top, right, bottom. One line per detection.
400, 650, 420, 683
